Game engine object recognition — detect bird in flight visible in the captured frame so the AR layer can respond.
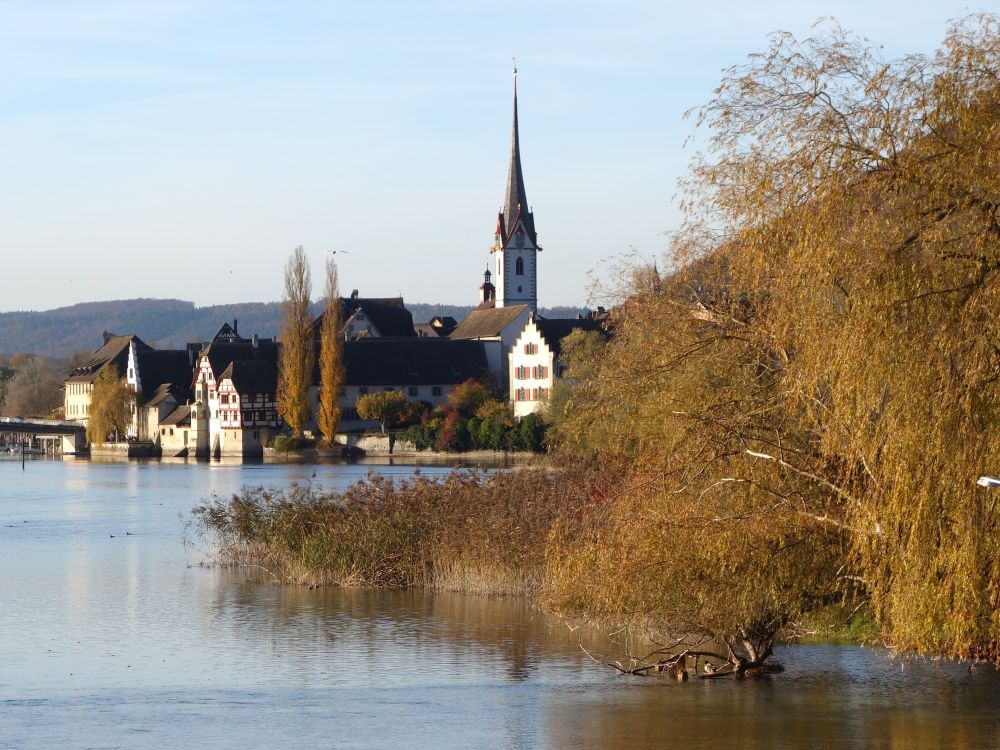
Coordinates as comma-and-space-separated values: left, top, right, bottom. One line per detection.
325, 250, 351, 255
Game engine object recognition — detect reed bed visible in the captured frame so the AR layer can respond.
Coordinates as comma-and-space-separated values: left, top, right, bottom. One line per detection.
193, 468, 592, 596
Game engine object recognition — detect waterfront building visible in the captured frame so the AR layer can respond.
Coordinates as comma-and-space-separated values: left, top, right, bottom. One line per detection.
191, 334, 280, 458
125, 347, 194, 443
64, 333, 151, 425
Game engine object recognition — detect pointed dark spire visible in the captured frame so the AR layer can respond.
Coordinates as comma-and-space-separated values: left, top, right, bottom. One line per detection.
501, 62, 536, 245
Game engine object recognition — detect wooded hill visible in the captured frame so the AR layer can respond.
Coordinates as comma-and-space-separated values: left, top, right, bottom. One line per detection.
0, 299, 586, 357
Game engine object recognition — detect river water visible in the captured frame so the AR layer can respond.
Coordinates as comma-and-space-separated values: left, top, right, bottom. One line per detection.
2, 458, 1000, 749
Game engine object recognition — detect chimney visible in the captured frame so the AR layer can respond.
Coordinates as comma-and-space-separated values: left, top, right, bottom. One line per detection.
252, 334, 259, 348
351, 289, 359, 300
233, 318, 238, 335
102, 330, 114, 345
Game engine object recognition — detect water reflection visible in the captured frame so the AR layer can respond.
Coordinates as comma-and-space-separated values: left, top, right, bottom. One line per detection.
3, 459, 1000, 750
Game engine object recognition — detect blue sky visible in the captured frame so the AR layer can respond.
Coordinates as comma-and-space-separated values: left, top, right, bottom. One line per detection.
0, 1, 984, 312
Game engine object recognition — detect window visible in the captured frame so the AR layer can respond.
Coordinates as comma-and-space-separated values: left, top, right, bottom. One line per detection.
220, 394, 228, 404
515, 365, 529, 380
169, 429, 174, 436
161, 428, 166, 436
532, 366, 548, 379
531, 388, 538, 401
432, 386, 442, 397
515, 257, 524, 275
408, 386, 418, 397
524, 343, 538, 355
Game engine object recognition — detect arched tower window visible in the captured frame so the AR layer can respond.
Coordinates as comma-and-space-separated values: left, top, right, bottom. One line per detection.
515, 256, 524, 276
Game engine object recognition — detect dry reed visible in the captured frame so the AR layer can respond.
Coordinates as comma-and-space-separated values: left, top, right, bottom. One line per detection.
193, 467, 593, 596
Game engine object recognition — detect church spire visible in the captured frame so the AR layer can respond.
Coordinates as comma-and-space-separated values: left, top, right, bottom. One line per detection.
502, 60, 536, 245
490, 62, 539, 313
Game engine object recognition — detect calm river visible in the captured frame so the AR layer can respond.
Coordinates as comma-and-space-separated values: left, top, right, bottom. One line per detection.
2, 458, 1000, 749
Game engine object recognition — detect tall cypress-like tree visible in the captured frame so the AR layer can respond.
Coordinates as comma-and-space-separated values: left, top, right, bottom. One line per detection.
277, 246, 314, 437
316, 257, 344, 444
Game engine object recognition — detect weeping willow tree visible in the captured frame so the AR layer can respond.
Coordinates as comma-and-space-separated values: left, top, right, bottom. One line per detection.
86, 367, 134, 445
547, 14, 1000, 669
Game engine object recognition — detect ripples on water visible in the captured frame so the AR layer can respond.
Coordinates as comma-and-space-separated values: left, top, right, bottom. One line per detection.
1, 458, 999, 749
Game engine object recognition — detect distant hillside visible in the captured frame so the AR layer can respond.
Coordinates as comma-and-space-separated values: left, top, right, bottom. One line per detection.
0, 299, 589, 358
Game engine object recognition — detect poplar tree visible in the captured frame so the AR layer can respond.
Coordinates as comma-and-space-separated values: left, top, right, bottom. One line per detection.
277, 246, 314, 437
316, 257, 344, 445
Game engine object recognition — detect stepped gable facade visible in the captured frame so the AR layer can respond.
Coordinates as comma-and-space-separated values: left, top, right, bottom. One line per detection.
509, 313, 609, 417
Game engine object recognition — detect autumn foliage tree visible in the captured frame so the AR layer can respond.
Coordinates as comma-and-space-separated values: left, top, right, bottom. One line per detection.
2, 357, 62, 417
547, 14, 1000, 670
356, 391, 410, 434
277, 246, 314, 437
86, 367, 134, 444
316, 257, 344, 445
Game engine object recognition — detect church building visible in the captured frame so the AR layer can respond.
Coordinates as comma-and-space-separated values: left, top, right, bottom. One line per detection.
451, 66, 539, 387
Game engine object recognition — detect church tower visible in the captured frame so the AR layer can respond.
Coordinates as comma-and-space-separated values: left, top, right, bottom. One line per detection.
491, 64, 540, 312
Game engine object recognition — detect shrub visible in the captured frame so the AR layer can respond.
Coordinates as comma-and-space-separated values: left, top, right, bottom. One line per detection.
272, 435, 316, 452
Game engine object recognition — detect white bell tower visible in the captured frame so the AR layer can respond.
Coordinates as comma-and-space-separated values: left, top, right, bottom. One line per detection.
491, 63, 540, 312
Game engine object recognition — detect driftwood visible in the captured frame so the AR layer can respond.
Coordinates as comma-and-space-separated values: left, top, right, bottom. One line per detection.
572, 624, 783, 682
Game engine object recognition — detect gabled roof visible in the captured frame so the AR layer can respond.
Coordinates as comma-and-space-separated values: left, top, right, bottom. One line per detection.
312, 296, 417, 340
142, 382, 188, 409
534, 317, 609, 360
199, 340, 280, 382
339, 338, 490, 387
218, 359, 278, 394
159, 404, 192, 427
450, 305, 530, 340
136, 349, 193, 403
66, 334, 150, 383
212, 321, 246, 343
